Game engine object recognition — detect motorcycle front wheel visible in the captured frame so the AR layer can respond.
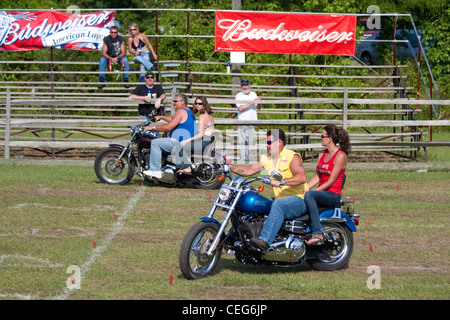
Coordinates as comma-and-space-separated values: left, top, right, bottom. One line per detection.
94, 147, 135, 185
179, 221, 222, 280
192, 163, 224, 189
306, 222, 354, 271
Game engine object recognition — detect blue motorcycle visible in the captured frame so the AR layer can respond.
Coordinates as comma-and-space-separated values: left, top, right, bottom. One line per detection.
179, 163, 360, 280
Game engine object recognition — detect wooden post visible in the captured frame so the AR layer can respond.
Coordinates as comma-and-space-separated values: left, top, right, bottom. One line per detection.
342, 88, 348, 130
5, 88, 11, 159
231, 0, 242, 97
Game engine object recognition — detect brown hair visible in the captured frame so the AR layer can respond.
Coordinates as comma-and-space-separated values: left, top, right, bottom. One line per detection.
193, 96, 213, 115
324, 125, 351, 155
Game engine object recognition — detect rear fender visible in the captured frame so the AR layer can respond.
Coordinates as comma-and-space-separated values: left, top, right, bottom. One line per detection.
320, 208, 357, 232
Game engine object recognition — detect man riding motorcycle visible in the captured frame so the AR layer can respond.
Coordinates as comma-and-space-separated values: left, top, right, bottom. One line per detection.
143, 93, 197, 179
229, 128, 309, 252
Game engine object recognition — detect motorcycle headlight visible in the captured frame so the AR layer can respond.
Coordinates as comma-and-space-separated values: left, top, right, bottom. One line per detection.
218, 187, 231, 201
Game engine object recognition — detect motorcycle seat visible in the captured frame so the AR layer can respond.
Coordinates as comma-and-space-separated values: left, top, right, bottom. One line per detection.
291, 206, 339, 223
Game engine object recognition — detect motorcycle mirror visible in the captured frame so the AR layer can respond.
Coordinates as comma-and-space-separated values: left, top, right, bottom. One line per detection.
271, 171, 283, 181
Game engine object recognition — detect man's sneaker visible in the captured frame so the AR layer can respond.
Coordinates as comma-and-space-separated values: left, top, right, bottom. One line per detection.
124, 80, 130, 88
250, 238, 269, 253
98, 83, 105, 90
143, 170, 163, 179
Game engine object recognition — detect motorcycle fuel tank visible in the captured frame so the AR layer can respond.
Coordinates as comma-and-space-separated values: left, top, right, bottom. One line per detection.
139, 131, 156, 148
238, 191, 273, 214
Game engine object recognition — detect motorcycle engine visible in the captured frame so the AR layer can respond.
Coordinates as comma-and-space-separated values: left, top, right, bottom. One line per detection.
264, 235, 306, 263
240, 214, 264, 239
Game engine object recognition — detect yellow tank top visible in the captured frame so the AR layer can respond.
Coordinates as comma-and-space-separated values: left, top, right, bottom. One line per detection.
260, 147, 309, 199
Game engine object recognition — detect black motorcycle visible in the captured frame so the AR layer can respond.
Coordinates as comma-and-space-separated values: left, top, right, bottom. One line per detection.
94, 116, 224, 189
179, 162, 360, 279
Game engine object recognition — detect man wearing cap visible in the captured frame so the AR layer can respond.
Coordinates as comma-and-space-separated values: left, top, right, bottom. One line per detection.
129, 70, 166, 118
235, 78, 261, 162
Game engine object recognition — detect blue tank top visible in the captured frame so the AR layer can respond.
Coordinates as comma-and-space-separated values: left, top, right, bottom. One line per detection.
170, 108, 197, 142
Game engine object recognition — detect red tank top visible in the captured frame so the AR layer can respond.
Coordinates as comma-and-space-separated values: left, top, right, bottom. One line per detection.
317, 150, 345, 195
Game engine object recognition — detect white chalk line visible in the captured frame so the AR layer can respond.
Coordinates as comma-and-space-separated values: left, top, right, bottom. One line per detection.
53, 187, 145, 300
10, 203, 116, 211
0, 254, 63, 269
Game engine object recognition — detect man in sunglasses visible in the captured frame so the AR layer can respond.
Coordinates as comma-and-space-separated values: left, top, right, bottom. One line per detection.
235, 78, 261, 163
229, 129, 308, 253
98, 26, 129, 89
129, 70, 166, 118
142, 93, 197, 179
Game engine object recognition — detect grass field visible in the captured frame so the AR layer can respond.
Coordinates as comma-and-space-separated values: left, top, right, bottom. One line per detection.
0, 162, 449, 301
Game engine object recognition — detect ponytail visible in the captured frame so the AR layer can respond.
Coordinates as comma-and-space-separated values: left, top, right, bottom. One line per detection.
324, 125, 351, 155
338, 128, 351, 155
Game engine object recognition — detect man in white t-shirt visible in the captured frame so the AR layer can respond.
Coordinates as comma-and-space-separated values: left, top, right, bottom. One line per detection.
235, 78, 261, 162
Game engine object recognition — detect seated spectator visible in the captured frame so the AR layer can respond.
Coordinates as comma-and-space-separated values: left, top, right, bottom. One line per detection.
129, 70, 166, 119
127, 23, 158, 82
98, 26, 129, 89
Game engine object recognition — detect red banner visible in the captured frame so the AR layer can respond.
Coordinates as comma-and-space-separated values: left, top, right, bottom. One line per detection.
0, 10, 115, 51
215, 11, 356, 56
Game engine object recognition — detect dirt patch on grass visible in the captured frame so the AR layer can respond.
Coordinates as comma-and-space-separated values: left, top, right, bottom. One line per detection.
3, 147, 418, 163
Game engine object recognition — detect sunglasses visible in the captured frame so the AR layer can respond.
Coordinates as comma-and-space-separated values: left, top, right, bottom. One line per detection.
266, 140, 275, 145
110, 31, 118, 33
173, 100, 179, 103
194, 102, 203, 105
145, 76, 154, 79
130, 28, 137, 31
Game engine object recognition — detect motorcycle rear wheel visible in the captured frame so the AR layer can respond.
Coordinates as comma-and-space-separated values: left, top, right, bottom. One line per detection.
94, 147, 134, 185
179, 221, 222, 280
306, 222, 354, 271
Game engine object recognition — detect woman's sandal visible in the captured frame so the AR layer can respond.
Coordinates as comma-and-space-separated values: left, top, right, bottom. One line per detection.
177, 167, 192, 175
307, 234, 324, 245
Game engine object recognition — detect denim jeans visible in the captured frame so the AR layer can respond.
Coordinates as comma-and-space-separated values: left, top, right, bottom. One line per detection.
99, 56, 129, 82
133, 51, 154, 82
149, 137, 179, 171
304, 190, 341, 235
259, 195, 308, 245
238, 125, 255, 162
172, 137, 213, 169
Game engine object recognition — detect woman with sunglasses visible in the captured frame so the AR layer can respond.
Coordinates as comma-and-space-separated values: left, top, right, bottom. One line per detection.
127, 23, 158, 82
304, 125, 351, 245
176, 96, 215, 174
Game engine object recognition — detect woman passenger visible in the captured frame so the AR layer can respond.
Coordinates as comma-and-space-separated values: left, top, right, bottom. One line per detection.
304, 125, 351, 244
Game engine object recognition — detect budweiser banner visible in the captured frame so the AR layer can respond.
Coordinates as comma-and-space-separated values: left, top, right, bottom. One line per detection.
215, 11, 356, 56
0, 10, 115, 51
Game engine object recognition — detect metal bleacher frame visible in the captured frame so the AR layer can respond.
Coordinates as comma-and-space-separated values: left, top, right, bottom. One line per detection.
1, 8, 449, 161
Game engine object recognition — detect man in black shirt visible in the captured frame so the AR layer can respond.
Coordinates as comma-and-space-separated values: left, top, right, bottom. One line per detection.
129, 70, 166, 118
99, 26, 129, 89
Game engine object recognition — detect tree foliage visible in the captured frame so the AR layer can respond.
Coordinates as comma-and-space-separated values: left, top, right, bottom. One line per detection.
1, 0, 449, 105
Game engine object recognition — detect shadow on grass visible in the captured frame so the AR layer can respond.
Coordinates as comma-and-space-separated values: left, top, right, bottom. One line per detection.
212, 256, 313, 277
